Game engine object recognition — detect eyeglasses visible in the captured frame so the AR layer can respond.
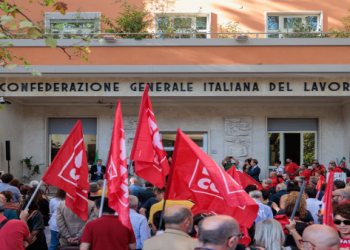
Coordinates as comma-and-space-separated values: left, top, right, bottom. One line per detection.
333, 195, 341, 198
228, 233, 244, 240
334, 219, 350, 225
299, 239, 316, 247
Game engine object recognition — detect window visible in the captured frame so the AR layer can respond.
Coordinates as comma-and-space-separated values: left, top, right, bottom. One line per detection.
265, 12, 322, 38
48, 118, 97, 165
161, 132, 208, 159
45, 12, 100, 39
155, 12, 211, 38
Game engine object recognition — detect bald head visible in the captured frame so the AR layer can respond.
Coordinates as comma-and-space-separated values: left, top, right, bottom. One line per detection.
198, 215, 239, 249
0, 194, 5, 202
164, 204, 193, 233
130, 177, 138, 185
0, 197, 5, 213
332, 188, 350, 205
303, 225, 340, 250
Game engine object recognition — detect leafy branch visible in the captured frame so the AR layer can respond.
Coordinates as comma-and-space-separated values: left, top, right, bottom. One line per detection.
21, 156, 43, 183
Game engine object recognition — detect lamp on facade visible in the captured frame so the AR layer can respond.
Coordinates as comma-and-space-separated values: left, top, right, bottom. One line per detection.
103, 36, 117, 42
235, 35, 249, 42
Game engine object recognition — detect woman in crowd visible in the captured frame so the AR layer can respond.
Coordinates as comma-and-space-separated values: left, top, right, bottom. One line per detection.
1, 190, 19, 210
17, 197, 48, 250
279, 181, 300, 209
243, 158, 252, 173
277, 192, 314, 224
49, 188, 66, 250
189, 213, 213, 238
254, 218, 296, 250
151, 211, 165, 236
333, 202, 350, 248
261, 189, 277, 216
9, 178, 20, 189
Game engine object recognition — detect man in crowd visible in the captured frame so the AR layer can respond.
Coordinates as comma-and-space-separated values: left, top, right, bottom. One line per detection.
89, 159, 105, 182
299, 164, 311, 184
302, 224, 340, 250
284, 158, 300, 179
274, 160, 284, 176
269, 171, 283, 187
140, 187, 163, 220
247, 159, 260, 182
221, 156, 240, 171
0, 198, 31, 249
332, 188, 350, 205
263, 179, 274, 193
129, 177, 145, 197
249, 190, 273, 224
129, 195, 151, 249
305, 186, 321, 224
311, 162, 325, 177
143, 204, 198, 250
334, 180, 346, 190
329, 162, 344, 173
197, 215, 243, 250
88, 183, 101, 201
283, 173, 291, 185
269, 183, 288, 207
138, 182, 155, 208
97, 179, 107, 197
0, 193, 18, 219
80, 198, 136, 250
0, 173, 22, 203
295, 176, 305, 187
56, 198, 97, 246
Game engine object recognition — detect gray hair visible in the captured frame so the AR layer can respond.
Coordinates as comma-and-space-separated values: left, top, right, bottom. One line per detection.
164, 206, 192, 225
265, 179, 272, 185
277, 183, 287, 190
89, 183, 99, 193
0, 198, 5, 213
129, 195, 139, 208
250, 190, 262, 199
198, 216, 239, 246
96, 180, 104, 188
29, 180, 39, 188
255, 219, 285, 250
295, 176, 305, 183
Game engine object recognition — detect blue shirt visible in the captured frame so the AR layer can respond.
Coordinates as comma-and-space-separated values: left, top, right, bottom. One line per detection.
129, 209, 151, 249
0, 183, 22, 203
129, 184, 145, 197
97, 165, 102, 176
254, 200, 273, 225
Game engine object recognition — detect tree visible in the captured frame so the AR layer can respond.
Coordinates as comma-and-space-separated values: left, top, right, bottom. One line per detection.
0, 0, 93, 75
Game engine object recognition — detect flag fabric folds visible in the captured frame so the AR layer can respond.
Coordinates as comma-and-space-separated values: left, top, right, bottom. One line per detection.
227, 167, 264, 191
316, 175, 326, 199
339, 157, 347, 169
130, 85, 170, 188
105, 100, 132, 229
321, 172, 337, 230
165, 129, 259, 228
42, 120, 89, 221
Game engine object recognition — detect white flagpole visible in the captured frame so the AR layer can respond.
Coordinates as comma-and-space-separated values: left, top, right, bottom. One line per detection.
98, 179, 107, 218
24, 180, 43, 212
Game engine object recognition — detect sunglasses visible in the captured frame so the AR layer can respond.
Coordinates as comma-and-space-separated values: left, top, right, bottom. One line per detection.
299, 239, 316, 247
334, 219, 350, 225
228, 233, 244, 240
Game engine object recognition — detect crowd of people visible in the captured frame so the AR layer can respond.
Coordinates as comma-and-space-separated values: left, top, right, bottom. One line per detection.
0, 157, 350, 250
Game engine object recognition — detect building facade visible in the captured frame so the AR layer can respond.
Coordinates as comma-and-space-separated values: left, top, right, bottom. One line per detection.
0, 0, 350, 181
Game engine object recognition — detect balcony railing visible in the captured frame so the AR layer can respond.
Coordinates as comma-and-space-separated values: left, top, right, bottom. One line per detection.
1, 32, 350, 40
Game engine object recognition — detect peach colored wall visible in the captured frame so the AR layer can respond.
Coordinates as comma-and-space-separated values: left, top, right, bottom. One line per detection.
7, 46, 350, 65
11, 0, 349, 32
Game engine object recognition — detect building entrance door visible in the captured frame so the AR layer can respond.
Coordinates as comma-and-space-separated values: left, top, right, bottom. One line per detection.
284, 133, 301, 165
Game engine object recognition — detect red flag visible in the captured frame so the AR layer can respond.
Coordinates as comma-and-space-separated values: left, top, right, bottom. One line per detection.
130, 85, 169, 188
42, 121, 89, 221
274, 214, 290, 235
238, 226, 251, 246
316, 175, 326, 199
321, 172, 337, 230
165, 129, 259, 228
227, 167, 264, 191
105, 101, 132, 229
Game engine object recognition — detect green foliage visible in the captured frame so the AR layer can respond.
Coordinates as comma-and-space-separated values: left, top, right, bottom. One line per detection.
101, 1, 152, 39
217, 21, 242, 38
45, 36, 57, 49
21, 156, 43, 183
328, 9, 350, 38
303, 133, 315, 166
283, 21, 325, 38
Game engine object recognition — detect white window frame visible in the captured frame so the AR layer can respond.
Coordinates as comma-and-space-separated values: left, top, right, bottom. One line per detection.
45, 12, 101, 39
161, 132, 208, 154
265, 11, 323, 38
154, 11, 211, 38
267, 131, 318, 171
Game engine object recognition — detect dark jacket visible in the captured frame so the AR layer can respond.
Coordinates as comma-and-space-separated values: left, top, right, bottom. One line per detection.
247, 166, 260, 182
138, 188, 155, 207
89, 165, 106, 181
269, 190, 289, 207
318, 190, 324, 201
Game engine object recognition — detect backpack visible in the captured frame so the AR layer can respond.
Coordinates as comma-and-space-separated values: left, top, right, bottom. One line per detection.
269, 186, 276, 195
